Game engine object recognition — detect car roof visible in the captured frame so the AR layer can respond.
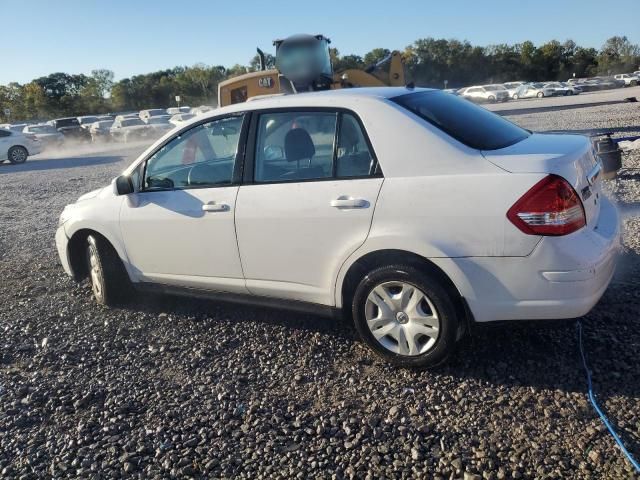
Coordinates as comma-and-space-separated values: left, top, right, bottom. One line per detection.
203, 87, 432, 120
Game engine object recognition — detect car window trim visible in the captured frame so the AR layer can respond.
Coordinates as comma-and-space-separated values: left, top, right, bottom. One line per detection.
138, 112, 249, 193
243, 106, 382, 186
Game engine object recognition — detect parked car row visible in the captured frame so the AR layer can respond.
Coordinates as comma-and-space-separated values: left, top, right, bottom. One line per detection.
0, 104, 217, 151
453, 72, 638, 103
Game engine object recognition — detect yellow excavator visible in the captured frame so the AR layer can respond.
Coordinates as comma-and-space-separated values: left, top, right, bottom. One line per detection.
218, 34, 406, 107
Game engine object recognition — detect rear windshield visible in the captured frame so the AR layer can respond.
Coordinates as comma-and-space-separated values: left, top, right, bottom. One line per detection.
392, 91, 530, 150
56, 118, 80, 127
121, 119, 144, 127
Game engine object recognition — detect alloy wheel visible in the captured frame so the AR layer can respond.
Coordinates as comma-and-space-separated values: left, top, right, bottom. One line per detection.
10, 147, 27, 163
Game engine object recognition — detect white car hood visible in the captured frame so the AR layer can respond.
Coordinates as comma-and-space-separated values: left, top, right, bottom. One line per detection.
77, 186, 108, 202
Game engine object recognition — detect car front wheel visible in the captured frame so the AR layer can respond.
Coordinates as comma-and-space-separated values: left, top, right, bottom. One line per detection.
86, 235, 131, 306
352, 265, 459, 368
8, 146, 28, 164
537, 92, 544, 98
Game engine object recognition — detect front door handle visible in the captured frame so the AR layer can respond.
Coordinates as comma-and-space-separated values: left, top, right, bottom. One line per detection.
330, 196, 369, 209
202, 202, 229, 212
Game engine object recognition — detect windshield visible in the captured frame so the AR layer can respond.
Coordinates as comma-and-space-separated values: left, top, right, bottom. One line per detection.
531, 83, 545, 88
392, 90, 530, 150
78, 116, 98, 124
484, 85, 505, 91
121, 119, 144, 127
56, 118, 80, 127
148, 117, 169, 124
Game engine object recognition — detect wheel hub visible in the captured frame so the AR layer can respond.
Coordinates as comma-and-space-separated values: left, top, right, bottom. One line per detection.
396, 311, 409, 324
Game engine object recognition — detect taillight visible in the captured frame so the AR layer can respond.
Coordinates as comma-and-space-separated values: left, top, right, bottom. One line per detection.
507, 175, 586, 236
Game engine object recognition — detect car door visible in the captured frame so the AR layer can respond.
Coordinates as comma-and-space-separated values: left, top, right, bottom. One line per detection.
119, 113, 249, 293
235, 109, 384, 305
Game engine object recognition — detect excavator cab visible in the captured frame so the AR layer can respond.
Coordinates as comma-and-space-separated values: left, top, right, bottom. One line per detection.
274, 34, 334, 93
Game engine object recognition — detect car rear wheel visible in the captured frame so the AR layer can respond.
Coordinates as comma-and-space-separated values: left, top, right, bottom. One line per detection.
488, 95, 496, 103
86, 235, 131, 306
8, 146, 28, 164
513, 94, 519, 100
537, 92, 544, 98
352, 265, 459, 368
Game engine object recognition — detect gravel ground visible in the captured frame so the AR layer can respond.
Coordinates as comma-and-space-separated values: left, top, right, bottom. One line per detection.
1, 100, 639, 479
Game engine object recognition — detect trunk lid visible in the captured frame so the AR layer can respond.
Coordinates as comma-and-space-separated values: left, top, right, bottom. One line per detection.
482, 133, 601, 227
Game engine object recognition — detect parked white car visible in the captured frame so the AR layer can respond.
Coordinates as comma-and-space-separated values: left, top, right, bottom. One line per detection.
169, 113, 196, 126
77, 116, 100, 129
613, 74, 639, 87
191, 105, 215, 115
503, 81, 526, 98
144, 115, 174, 134
543, 82, 577, 96
22, 124, 65, 148
513, 82, 558, 99
110, 118, 156, 143
89, 120, 115, 142
139, 109, 167, 121
55, 87, 620, 367
460, 85, 510, 103
166, 106, 191, 115
0, 128, 42, 164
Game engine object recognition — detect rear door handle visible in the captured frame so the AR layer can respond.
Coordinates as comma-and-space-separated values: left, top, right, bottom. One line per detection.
202, 202, 229, 212
330, 197, 369, 209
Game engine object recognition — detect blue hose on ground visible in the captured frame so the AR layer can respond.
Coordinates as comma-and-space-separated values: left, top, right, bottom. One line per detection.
576, 320, 640, 473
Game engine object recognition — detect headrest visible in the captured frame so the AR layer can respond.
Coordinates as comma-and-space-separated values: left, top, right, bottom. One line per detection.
284, 128, 315, 162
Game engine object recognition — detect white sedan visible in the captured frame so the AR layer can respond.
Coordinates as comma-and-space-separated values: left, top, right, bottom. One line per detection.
0, 128, 42, 164
55, 87, 620, 367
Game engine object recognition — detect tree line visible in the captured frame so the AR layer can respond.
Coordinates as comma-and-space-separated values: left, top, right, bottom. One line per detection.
1, 36, 638, 123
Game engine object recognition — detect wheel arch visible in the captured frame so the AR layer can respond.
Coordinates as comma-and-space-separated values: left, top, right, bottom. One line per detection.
337, 249, 472, 336
66, 228, 124, 282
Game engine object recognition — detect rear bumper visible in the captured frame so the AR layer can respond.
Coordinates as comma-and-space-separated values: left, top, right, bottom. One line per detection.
28, 143, 43, 155
55, 225, 73, 277
441, 196, 621, 322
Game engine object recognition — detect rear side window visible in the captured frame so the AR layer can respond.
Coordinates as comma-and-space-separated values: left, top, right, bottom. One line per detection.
336, 113, 374, 178
392, 91, 530, 150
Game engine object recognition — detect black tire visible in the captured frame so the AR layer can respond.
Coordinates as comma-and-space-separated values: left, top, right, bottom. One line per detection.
488, 95, 496, 103
513, 94, 519, 100
86, 235, 131, 306
8, 146, 28, 164
351, 264, 459, 368
537, 91, 544, 98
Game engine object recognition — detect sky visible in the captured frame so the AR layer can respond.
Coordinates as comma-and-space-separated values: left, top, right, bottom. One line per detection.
3, 0, 639, 85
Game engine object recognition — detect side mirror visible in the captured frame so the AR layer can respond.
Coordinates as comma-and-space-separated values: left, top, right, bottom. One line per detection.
115, 175, 134, 195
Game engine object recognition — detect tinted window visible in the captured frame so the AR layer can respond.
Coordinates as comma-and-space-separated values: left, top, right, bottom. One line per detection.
121, 119, 144, 127
392, 91, 530, 150
0, 129, 11, 137
254, 111, 337, 182
56, 118, 80, 127
336, 113, 375, 177
145, 115, 243, 190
